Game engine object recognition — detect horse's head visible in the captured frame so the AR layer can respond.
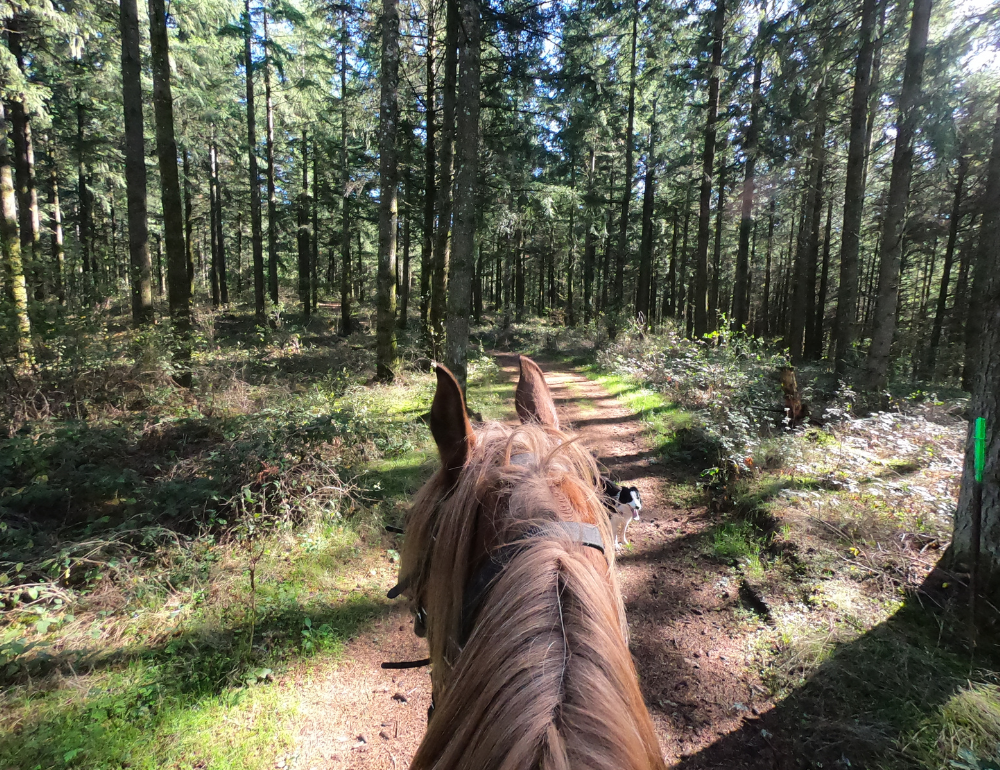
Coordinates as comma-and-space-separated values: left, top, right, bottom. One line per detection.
397, 358, 617, 692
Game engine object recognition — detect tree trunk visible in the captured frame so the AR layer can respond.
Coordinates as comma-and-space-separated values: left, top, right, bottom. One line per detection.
952, 91, 1000, 594
566, 162, 576, 327
443, 0, 478, 394
49, 157, 65, 304
734, 36, 763, 331
299, 131, 312, 321
263, 11, 280, 304
210, 148, 221, 307
7, 18, 41, 301
420, 2, 436, 339
76, 104, 93, 300
803, 140, 829, 360
760, 196, 776, 335
340, 11, 353, 335
694, 0, 725, 338
666, 207, 677, 316
679, 183, 693, 330
376, 0, 400, 381
182, 146, 196, 295
399, 173, 411, 329
212, 143, 228, 305
636, 108, 657, 324
863, 0, 932, 392
1, 101, 32, 370
922, 148, 968, 379
119, 0, 154, 324
583, 143, 596, 324
312, 146, 319, 309
709, 143, 727, 330
148, 0, 192, 385
809, 193, 834, 359
612, 2, 639, 326
244, 0, 266, 323
833, 0, 878, 374
431, 0, 457, 359
790, 88, 827, 362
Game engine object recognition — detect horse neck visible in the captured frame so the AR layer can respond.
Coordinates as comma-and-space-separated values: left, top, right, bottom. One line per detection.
413, 540, 666, 770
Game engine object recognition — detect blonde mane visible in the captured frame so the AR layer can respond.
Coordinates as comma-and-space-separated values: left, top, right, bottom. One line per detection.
399, 420, 666, 770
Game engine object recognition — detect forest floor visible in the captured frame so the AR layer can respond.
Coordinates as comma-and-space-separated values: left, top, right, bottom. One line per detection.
2, 306, 998, 770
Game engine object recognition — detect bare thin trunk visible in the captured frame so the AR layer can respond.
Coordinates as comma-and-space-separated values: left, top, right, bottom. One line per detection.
120, 0, 153, 324
244, 0, 265, 322
694, 0, 725, 337
264, 10, 279, 304
149, 0, 192, 384
734, 35, 763, 330
833, 0, 878, 374
613, 2, 639, 325
376, 0, 400, 381
0, 101, 32, 369
340, 11, 353, 335
863, 0, 932, 391
420, 1, 436, 339
431, 0, 457, 358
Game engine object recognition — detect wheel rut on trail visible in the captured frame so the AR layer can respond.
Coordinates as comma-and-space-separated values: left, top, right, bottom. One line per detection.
292, 356, 771, 768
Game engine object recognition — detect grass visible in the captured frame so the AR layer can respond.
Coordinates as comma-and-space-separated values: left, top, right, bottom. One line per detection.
0, 300, 517, 770
591, 323, 998, 770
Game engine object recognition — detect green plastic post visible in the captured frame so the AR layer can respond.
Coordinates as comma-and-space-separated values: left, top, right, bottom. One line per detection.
974, 417, 986, 484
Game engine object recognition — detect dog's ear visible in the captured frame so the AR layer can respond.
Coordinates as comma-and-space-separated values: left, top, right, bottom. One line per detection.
430, 363, 475, 482
515, 356, 559, 428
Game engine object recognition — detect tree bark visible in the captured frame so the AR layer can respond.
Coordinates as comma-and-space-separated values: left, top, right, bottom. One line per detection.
182, 147, 195, 295
376, 0, 400, 381
6, 18, 41, 301
340, 11, 353, 335
148, 0, 192, 384
790, 89, 827, 362
210, 142, 228, 305
299, 131, 312, 320
636, 108, 657, 324
420, 1, 436, 339
612, 2, 639, 327
399, 172, 411, 329
833, 0, 878, 374
1, 101, 32, 370
76, 104, 93, 300
952, 90, 1000, 592
694, 0, 725, 338
120, 0, 154, 325
583, 143, 596, 324
263, 10, 280, 304
709, 143, 727, 329
431, 0, 457, 359
443, 0, 479, 392
244, 0, 266, 323
922, 148, 967, 379
734, 35, 763, 331
863, 0, 932, 392
49, 155, 65, 304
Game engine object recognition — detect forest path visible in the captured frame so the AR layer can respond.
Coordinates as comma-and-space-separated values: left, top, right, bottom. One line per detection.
290, 355, 769, 768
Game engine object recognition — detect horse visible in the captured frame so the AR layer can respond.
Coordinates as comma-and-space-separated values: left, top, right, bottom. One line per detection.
394, 355, 666, 770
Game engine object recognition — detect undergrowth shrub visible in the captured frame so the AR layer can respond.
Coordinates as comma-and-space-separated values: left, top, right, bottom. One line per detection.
597, 319, 790, 469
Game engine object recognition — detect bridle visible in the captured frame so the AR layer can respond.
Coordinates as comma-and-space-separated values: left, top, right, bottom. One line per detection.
381, 451, 609, 715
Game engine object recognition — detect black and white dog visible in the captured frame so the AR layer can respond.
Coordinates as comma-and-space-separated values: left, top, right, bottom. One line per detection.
601, 478, 642, 550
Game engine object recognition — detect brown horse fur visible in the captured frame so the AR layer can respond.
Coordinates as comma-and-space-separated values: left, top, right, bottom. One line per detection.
398, 360, 666, 770
515, 355, 561, 429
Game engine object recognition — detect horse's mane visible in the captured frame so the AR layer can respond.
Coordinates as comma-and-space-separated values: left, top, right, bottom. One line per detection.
400, 421, 666, 770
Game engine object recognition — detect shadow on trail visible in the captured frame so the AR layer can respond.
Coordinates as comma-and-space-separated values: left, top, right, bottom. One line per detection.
671, 564, 998, 769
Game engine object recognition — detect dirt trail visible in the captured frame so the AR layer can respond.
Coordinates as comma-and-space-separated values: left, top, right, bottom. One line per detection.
293, 357, 769, 768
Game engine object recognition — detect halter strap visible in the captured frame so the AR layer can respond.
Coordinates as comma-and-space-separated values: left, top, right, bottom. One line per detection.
460, 520, 605, 644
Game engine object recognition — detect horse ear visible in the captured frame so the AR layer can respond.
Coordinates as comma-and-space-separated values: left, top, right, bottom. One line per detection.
430, 363, 475, 477
515, 355, 559, 429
